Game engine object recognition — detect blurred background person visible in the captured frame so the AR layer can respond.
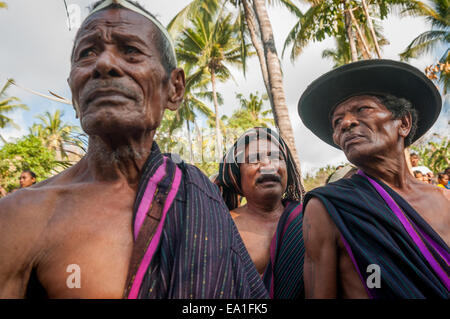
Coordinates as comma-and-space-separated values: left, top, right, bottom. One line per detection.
409, 153, 432, 176
19, 170, 36, 188
437, 172, 449, 189
413, 170, 426, 183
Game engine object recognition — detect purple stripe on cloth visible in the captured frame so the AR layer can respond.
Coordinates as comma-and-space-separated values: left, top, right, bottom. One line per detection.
128, 163, 182, 299
417, 227, 450, 266
358, 170, 450, 291
268, 203, 302, 298
339, 233, 373, 299
133, 157, 167, 240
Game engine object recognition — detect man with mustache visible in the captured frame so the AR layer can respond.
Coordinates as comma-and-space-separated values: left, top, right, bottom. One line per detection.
0, 0, 268, 299
215, 127, 305, 299
298, 59, 449, 298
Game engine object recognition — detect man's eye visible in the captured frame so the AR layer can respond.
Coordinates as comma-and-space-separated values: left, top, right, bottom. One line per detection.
358, 106, 370, 112
333, 118, 342, 127
124, 46, 140, 54
79, 48, 95, 59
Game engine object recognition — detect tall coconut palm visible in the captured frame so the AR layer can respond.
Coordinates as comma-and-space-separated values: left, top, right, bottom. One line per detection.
31, 109, 81, 160
321, 15, 389, 67
0, 79, 29, 141
284, 0, 390, 62
226, 91, 274, 130
169, 0, 304, 171
399, 0, 449, 93
176, 7, 251, 161
170, 64, 215, 163
251, 0, 303, 171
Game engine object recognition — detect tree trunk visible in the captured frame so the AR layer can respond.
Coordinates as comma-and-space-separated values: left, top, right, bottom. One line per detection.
186, 119, 193, 163
241, 0, 273, 109
344, 3, 358, 62
361, 0, 382, 58
348, 7, 371, 59
210, 69, 223, 162
252, 0, 303, 178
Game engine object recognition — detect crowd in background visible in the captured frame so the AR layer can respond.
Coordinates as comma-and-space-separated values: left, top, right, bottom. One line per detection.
410, 153, 449, 189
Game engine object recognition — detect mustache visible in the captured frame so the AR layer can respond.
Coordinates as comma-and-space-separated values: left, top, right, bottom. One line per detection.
80, 80, 140, 105
256, 173, 281, 184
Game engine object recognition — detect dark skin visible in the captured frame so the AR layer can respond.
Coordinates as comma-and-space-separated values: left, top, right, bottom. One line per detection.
303, 95, 450, 299
230, 139, 288, 275
0, 8, 185, 298
19, 172, 36, 188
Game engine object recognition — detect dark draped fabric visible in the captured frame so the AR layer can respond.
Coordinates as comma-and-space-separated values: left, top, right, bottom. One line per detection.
263, 200, 305, 299
125, 142, 268, 299
305, 173, 450, 299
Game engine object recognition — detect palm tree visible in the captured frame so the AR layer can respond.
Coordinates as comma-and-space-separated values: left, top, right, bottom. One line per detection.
321, 14, 389, 67
284, 0, 391, 63
169, 0, 304, 172
227, 91, 274, 129
176, 7, 251, 161
399, 0, 449, 93
171, 64, 215, 163
31, 109, 81, 160
0, 79, 29, 141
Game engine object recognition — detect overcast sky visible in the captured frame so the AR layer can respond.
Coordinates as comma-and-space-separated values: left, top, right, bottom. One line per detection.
0, 0, 448, 174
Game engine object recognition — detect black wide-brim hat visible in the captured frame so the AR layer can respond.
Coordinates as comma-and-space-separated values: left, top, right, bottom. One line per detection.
298, 59, 442, 148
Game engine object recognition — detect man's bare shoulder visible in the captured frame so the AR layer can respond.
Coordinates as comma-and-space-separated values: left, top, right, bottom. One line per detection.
303, 197, 338, 245
408, 180, 450, 207
0, 166, 82, 248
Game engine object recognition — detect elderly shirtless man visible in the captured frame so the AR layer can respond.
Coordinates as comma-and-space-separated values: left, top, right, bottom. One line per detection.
215, 127, 305, 299
298, 59, 449, 298
0, 0, 267, 299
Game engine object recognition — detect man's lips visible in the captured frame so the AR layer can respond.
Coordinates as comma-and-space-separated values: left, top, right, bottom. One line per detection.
342, 134, 365, 148
256, 174, 281, 185
85, 89, 134, 104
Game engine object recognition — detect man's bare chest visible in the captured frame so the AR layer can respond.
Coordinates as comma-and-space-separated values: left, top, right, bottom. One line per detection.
398, 191, 450, 247
31, 191, 135, 298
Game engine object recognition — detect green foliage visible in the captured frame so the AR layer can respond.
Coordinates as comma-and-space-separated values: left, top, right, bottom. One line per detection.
303, 164, 340, 191
283, 0, 390, 62
224, 92, 274, 130
411, 137, 450, 173
30, 109, 83, 160
0, 134, 60, 191
0, 79, 29, 132
399, 0, 450, 93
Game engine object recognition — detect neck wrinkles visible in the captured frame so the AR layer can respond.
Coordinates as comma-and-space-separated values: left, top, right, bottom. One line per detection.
80, 131, 156, 186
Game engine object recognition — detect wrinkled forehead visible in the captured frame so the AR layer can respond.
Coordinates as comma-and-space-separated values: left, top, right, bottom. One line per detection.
72, 7, 157, 53
330, 94, 387, 118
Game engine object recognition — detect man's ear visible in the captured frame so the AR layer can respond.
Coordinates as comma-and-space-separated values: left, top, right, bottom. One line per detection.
166, 68, 185, 111
398, 112, 412, 139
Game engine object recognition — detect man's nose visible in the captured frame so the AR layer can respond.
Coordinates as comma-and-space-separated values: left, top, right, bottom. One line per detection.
92, 49, 123, 79
340, 112, 359, 131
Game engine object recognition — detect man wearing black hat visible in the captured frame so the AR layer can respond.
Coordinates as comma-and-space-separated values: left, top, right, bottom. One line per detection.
298, 59, 449, 298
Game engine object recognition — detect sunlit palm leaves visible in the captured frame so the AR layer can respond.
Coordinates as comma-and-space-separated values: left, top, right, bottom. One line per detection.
30, 109, 83, 160
0, 79, 29, 132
